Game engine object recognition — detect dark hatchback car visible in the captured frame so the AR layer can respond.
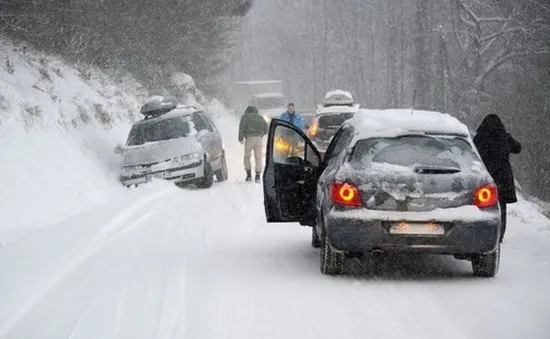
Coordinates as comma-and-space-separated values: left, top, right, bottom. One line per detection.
262, 109, 502, 277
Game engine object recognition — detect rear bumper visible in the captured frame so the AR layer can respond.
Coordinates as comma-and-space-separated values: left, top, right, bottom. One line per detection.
120, 162, 204, 186
325, 207, 500, 255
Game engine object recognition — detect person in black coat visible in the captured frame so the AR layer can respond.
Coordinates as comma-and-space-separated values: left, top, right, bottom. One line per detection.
473, 114, 522, 243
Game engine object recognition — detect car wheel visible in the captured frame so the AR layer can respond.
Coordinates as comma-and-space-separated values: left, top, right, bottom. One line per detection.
471, 244, 500, 277
196, 161, 214, 189
320, 234, 345, 275
215, 153, 228, 182
311, 226, 321, 248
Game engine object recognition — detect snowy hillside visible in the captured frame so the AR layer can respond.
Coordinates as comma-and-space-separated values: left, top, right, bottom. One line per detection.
0, 40, 213, 244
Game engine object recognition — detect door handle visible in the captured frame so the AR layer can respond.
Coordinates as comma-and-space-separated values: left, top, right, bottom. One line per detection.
304, 167, 313, 174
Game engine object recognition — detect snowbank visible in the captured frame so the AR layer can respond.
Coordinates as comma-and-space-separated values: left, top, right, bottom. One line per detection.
0, 40, 220, 244
0, 41, 144, 243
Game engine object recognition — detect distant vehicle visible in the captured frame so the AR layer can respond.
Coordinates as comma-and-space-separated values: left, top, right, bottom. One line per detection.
262, 109, 501, 277
322, 89, 355, 107
231, 80, 286, 121
114, 96, 227, 189
252, 92, 286, 122
308, 90, 359, 153
309, 105, 359, 154
300, 108, 316, 130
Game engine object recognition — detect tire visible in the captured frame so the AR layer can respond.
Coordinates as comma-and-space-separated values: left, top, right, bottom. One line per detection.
215, 154, 228, 182
471, 244, 500, 277
311, 226, 321, 248
320, 234, 345, 275
196, 161, 214, 189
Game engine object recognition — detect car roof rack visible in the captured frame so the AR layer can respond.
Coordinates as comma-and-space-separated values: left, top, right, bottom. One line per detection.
140, 96, 179, 119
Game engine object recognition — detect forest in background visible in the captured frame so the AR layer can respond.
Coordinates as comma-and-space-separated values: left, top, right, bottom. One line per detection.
227, 0, 550, 200
0, 0, 252, 94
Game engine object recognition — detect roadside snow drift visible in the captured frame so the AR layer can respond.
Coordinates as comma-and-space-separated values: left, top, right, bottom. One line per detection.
0, 41, 146, 243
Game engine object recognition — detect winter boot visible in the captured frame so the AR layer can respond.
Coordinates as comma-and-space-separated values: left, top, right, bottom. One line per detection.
245, 170, 252, 182
255, 172, 261, 183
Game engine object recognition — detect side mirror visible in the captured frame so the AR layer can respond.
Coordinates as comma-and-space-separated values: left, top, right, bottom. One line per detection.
113, 144, 124, 155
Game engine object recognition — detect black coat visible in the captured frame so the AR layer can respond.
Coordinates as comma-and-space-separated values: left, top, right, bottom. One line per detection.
473, 115, 522, 203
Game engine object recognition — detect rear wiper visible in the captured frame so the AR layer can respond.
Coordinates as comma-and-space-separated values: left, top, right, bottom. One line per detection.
413, 165, 461, 174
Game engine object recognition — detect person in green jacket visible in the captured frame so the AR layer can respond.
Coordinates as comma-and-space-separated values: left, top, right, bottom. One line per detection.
239, 106, 268, 182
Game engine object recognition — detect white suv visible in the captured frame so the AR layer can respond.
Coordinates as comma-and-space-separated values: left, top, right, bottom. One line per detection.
114, 96, 228, 188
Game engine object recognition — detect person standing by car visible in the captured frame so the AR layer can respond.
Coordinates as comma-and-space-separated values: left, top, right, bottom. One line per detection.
279, 103, 305, 154
239, 105, 268, 182
473, 114, 522, 243
280, 103, 304, 129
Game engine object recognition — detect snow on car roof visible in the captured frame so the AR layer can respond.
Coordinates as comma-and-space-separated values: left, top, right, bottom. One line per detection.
254, 92, 285, 98
316, 104, 360, 115
135, 105, 195, 125
324, 89, 353, 101
346, 109, 471, 138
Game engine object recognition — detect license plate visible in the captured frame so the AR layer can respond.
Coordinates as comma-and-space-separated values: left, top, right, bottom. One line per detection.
389, 222, 445, 235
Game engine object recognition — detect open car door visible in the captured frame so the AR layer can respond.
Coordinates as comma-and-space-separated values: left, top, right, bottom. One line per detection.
263, 119, 321, 225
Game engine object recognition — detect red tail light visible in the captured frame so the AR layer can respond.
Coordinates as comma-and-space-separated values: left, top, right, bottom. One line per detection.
309, 117, 319, 137
330, 182, 362, 207
473, 185, 498, 208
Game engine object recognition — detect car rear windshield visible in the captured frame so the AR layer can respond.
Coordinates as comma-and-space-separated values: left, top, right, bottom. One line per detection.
350, 135, 478, 169
126, 117, 191, 146
318, 113, 354, 128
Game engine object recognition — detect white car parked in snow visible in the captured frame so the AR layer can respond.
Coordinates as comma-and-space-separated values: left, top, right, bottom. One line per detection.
114, 96, 228, 188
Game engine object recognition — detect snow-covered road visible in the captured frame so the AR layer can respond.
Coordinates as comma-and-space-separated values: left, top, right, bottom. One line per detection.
1, 117, 549, 339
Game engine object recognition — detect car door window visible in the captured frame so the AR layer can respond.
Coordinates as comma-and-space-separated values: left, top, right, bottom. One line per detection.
318, 129, 353, 187
322, 128, 352, 167
273, 124, 319, 167
331, 129, 353, 159
191, 112, 208, 132
199, 113, 215, 132
322, 129, 343, 164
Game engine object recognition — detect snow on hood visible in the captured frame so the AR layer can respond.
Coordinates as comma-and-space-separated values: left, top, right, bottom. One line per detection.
121, 137, 202, 166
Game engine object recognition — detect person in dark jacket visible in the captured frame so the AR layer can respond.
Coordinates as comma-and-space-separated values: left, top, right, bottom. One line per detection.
239, 106, 268, 182
473, 114, 522, 243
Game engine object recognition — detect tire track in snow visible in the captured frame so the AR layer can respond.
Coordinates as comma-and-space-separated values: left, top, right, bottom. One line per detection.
0, 187, 177, 337
149, 205, 186, 339
3, 230, 117, 339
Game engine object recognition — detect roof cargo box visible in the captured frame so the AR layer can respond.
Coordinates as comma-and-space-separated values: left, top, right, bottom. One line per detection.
140, 96, 178, 118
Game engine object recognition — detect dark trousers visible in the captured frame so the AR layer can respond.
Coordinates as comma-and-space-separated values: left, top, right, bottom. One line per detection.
500, 198, 507, 243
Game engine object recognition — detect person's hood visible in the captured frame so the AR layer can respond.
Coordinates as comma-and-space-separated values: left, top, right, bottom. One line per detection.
121, 137, 203, 167
244, 106, 259, 115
